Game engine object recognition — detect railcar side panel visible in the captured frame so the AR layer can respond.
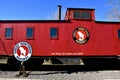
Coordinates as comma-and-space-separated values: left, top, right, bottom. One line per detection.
0, 7, 120, 58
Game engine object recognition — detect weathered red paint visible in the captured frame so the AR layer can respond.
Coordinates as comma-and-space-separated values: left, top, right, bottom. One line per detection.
0, 8, 120, 57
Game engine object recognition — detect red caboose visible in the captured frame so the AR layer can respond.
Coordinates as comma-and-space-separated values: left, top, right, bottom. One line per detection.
0, 6, 120, 65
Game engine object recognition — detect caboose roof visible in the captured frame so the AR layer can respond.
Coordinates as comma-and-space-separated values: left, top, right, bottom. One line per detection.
0, 20, 120, 24
95, 21, 120, 24
0, 20, 70, 23
67, 8, 95, 10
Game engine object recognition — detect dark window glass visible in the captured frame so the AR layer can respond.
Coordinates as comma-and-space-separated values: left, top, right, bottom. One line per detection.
50, 28, 58, 38
118, 29, 120, 38
26, 28, 34, 38
82, 12, 90, 19
5, 28, 13, 38
73, 12, 81, 19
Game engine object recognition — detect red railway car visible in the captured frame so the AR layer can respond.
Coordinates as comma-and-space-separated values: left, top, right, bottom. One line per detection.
0, 6, 120, 66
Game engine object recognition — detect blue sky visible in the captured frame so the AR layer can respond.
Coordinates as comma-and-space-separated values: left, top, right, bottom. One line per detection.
0, 0, 110, 21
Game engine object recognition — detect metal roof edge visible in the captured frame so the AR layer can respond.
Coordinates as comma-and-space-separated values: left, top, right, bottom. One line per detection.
95, 21, 120, 23
67, 8, 95, 10
0, 20, 70, 23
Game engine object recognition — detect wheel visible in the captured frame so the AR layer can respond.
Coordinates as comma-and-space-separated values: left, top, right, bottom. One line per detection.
83, 58, 99, 69
52, 58, 63, 64
7, 58, 21, 70
25, 58, 44, 69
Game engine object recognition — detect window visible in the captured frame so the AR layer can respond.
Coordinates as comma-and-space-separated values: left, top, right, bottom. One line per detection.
73, 11, 90, 19
5, 28, 13, 39
82, 12, 90, 19
26, 28, 34, 39
118, 29, 120, 38
73, 12, 81, 19
50, 28, 58, 39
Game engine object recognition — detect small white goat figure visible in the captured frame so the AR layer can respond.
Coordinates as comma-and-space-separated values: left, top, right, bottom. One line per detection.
77, 31, 85, 41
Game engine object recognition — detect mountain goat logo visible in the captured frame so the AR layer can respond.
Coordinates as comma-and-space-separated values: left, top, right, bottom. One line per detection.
14, 42, 32, 62
72, 27, 90, 44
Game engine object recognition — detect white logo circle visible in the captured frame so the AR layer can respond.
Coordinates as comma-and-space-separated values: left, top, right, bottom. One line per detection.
72, 27, 90, 44
13, 42, 32, 62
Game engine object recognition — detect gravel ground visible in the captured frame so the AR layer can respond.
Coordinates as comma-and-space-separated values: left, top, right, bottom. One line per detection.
0, 70, 120, 80
0, 60, 120, 80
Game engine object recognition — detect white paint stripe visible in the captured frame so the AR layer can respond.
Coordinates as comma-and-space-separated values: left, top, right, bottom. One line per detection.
18, 43, 21, 46
0, 78, 43, 80
100, 71, 120, 73
103, 79, 120, 80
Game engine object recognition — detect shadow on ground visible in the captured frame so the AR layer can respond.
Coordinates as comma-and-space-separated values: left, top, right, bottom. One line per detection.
0, 62, 120, 73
